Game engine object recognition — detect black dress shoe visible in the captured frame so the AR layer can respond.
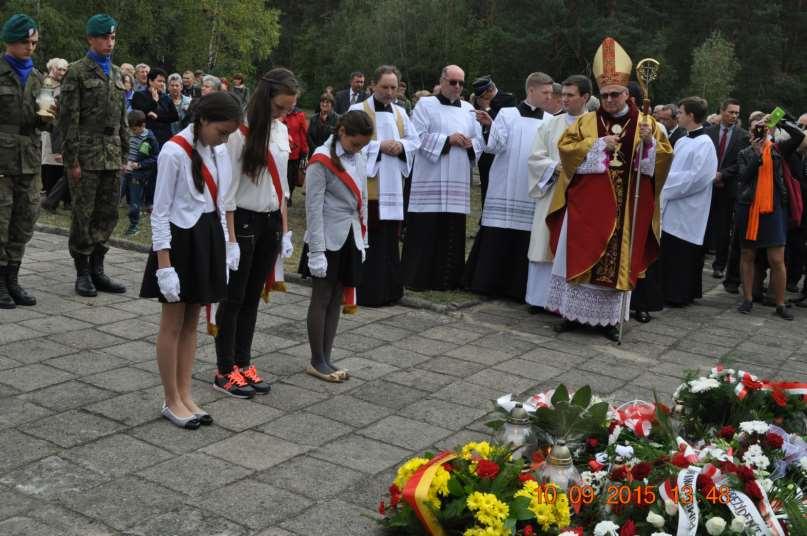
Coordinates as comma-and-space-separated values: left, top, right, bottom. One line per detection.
634, 310, 652, 323
602, 325, 620, 342
527, 305, 542, 315
712, 269, 725, 279
553, 320, 577, 333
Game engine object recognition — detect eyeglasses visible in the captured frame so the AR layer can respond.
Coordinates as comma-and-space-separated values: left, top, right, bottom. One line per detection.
443, 79, 465, 87
599, 91, 624, 100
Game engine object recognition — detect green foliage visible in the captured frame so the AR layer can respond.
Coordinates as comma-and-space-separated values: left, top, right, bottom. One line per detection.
689, 31, 740, 112
3, 0, 805, 112
531, 384, 610, 447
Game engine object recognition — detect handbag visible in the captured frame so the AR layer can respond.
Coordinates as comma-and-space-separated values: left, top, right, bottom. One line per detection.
777, 144, 803, 228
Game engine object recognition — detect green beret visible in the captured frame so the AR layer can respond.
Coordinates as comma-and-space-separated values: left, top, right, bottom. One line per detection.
85, 13, 118, 36
2, 13, 38, 43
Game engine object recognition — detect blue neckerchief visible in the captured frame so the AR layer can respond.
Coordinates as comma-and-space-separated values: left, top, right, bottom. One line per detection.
86, 49, 111, 76
4, 54, 34, 86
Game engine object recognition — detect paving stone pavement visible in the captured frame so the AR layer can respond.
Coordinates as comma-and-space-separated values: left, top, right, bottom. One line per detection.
1, 232, 806, 535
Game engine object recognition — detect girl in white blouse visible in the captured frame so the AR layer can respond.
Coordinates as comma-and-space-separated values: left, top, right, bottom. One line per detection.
213, 68, 299, 398
140, 92, 242, 429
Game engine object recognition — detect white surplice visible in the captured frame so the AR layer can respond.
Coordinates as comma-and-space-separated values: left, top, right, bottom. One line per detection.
524, 112, 578, 306
408, 95, 484, 214
349, 96, 420, 221
661, 130, 718, 246
481, 104, 545, 230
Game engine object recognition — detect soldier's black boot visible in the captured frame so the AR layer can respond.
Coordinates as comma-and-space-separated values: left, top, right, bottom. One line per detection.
6, 262, 36, 306
90, 250, 126, 294
0, 266, 16, 309
74, 256, 97, 297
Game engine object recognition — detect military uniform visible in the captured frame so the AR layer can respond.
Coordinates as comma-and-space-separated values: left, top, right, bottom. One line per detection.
0, 14, 44, 308
57, 13, 128, 296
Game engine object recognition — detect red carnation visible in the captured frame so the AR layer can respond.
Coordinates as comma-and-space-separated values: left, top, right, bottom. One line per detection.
523, 524, 535, 536
475, 459, 500, 479
519, 471, 537, 483
745, 480, 763, 500
671, 452, 690, 468
586, 437, 600, 449
619, 519, 637, 536
765, 432, 784, 449
610, 465, 628, 481
378, 500, 386, 515
631, 462, 652, 480
442, 462, 454, 472
719, 425, 736, 439
735, 465, 755, 482
588, 459, 605, 471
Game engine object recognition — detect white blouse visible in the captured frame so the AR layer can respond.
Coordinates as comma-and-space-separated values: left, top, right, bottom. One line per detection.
222, 119, 291, 213
150, 125, 231, 252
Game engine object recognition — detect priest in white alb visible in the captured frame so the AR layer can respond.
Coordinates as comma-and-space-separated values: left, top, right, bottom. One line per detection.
350, 65, 420, 306
525, 75, 593, 309
463, 72, 554, 300
660, 96, 718, 306
402, 64, 484, 290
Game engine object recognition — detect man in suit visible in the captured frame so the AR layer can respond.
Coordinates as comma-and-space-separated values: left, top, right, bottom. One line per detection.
656, 103, 686, 146
471, 75, 516, 206
334, 71, 368, 114
705, 97, 749, 281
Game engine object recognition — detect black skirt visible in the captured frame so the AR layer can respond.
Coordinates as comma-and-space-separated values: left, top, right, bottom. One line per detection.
357, 201, 403, 306
298, 228, 363, 288
140, 211, 227, 304
735, 193, 788, 249
462, 225, 530, 302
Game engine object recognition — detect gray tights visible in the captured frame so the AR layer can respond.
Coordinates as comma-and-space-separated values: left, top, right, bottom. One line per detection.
307, 277, 343, 373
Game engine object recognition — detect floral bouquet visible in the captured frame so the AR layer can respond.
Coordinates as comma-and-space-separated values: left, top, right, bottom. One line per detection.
379, 441, 573, 535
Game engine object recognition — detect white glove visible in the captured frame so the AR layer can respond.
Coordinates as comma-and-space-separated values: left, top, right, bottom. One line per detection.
307, 251, 327, 278
156, 267, 180, 302
226, 241, 240, 271
282, 231, 294, 259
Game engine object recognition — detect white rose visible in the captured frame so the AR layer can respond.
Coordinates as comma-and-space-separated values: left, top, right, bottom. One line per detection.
615, 445, 634, 459
594, 520, 620, 536
689, 377, 720, 393
730, 517, 747, 532
705, 516, 726, 535
759, 478, 774, 492
646, 510, 666, 529
664, 499, 678, 516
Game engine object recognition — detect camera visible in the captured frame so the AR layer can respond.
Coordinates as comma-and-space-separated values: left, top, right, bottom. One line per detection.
753, 124, 766, 140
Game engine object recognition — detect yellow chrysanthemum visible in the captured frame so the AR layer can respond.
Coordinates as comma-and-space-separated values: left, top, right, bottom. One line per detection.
467, 492, 509, 527
393, 457, 429, 490
512, 482, 570, 531
463, 524, 509, 536
461, 441, 493, 460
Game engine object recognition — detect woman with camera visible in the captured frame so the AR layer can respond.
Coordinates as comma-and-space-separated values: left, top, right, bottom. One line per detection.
735, 114, 805, 319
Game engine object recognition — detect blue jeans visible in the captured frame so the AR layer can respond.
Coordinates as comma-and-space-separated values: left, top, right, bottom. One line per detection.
125, 176, 144, 226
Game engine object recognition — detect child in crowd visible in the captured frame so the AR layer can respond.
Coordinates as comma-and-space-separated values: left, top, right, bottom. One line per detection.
123, 110, 159, 236
300, 111, 373, 382
139, 92, 243, 429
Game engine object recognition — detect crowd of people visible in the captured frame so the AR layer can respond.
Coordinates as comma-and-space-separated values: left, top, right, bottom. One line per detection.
2, 12, 806, 429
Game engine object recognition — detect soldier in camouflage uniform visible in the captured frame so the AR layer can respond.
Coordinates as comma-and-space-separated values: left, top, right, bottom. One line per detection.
0, 14, 47, 309
58, 13, 128, 297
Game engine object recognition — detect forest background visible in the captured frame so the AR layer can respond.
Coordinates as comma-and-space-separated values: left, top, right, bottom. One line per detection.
1, 0, 806, 114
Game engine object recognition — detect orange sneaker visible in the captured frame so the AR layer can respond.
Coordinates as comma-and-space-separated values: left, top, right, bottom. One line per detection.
213, 366, 255, 398
240, 365, 271, 395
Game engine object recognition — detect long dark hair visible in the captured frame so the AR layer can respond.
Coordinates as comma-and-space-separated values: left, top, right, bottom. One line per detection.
242, 68, 300, 182
190, 92, 243, 193
329, 110, 373, 171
